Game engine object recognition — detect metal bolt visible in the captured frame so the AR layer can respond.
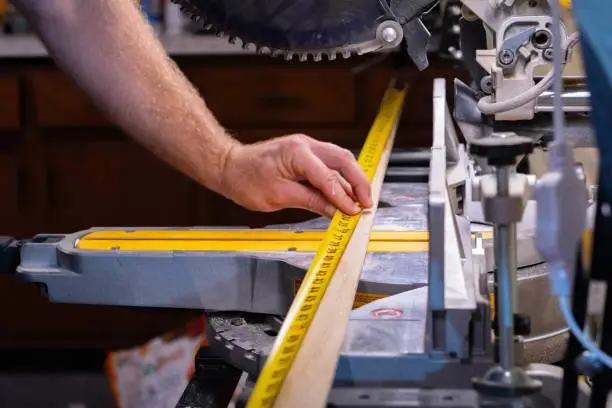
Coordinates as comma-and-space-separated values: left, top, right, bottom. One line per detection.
574, 163, 586, 183
498, 49, 515, 65
544, 48, 553, 61
447, 46, 463, 61
480, 76, 493, 94
381, 26, 399, 44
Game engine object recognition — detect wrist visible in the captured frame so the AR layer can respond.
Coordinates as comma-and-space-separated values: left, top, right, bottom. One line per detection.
195, 130, 241, 195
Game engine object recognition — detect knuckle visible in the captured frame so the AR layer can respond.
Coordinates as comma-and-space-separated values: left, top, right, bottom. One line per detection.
325, 170, 340, 184
281, 136, 310, 164
342, 148, 355, 161
286, 134, 309, 149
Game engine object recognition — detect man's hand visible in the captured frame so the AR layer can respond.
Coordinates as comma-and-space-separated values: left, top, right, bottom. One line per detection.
13, 0, 371, 217
218, 135, 372, 218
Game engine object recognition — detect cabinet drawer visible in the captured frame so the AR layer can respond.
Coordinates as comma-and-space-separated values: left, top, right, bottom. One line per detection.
45, 140, 195, 232
30, 70, 111, 128
185, 66, 356, 125
0, 76, 20, 130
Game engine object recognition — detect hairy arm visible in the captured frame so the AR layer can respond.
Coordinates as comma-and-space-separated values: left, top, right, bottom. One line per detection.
13, 0, 236, 193
12, 0, 372, 217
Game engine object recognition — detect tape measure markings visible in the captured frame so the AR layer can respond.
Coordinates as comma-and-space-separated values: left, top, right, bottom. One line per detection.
246, 85, 406, 408
294, 279, 388, 309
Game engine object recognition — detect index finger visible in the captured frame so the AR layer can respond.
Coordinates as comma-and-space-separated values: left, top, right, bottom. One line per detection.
292, 150, 362, 215
309, 142, 373, 208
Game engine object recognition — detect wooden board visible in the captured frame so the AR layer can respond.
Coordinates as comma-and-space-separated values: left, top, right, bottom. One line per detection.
273, 112, 400, 408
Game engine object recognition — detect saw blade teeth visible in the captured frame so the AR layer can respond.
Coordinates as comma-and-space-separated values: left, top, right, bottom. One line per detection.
257, 46, 272, 55
172, 0, 369, 64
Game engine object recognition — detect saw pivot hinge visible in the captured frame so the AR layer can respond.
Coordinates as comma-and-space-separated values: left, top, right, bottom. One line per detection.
377, 0, 436, 70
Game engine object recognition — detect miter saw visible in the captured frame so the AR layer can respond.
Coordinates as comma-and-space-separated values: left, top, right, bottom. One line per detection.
4, 0, 612, 407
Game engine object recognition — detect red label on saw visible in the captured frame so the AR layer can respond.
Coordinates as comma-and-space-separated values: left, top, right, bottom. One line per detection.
370, 307, 403, 318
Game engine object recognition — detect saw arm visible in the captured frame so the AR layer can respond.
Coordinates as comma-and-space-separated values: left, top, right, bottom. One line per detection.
173, 0, 437, 69
173, 0, 584, 122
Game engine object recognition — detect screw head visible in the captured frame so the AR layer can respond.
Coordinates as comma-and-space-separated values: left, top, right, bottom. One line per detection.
381, 26, 399, 43
498, 49, 515, 65
544, 48, 553, 61
480, 76, 493, 94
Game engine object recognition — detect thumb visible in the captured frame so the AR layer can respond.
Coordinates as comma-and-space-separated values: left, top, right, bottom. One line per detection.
283, 182, 337, 218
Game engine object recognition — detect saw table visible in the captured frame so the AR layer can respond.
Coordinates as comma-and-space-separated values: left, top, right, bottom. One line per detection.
15, 165, 563, 367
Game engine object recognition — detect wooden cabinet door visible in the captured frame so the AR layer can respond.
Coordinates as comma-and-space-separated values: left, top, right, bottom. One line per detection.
0, 75, 20, 130
0, 149, 24, 237
44, 138, 196, 232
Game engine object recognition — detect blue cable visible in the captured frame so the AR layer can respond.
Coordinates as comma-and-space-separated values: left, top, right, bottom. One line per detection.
559, 295, 612, 369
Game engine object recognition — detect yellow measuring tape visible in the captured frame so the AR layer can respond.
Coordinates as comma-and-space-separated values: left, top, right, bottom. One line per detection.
246, 85, 406, 407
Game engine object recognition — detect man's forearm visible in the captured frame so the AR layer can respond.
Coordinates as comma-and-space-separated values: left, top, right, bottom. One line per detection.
13, 0, 238, 191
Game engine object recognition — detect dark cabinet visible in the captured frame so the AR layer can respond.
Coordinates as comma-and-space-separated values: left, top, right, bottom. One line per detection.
0, 75, 20, 130
44, 139, 195, 232
184, 65, 356, 126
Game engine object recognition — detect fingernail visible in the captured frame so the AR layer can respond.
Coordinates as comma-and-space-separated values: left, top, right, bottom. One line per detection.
326, 204, 336, 218
352, 204, 361, 214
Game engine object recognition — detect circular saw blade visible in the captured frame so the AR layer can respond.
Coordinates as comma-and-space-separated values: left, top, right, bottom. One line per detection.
174, 0, 390, 61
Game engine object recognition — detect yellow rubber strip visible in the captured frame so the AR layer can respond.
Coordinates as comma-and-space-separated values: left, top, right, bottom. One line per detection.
79, 229, 429, 242
76, 229, 493, 252
76, 238, 429, 253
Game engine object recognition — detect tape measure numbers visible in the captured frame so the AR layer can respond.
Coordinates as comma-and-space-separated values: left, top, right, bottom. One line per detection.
294, 279, 388, 309
246, 85, 406, 408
